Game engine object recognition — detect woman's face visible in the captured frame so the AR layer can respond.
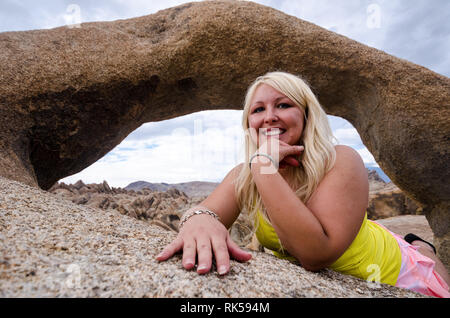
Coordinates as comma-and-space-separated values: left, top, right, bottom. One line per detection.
247, 83, 305, 146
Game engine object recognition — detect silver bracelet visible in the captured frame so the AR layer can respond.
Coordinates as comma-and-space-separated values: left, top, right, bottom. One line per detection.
179, 209, 220, 229
249, 153, 277, 169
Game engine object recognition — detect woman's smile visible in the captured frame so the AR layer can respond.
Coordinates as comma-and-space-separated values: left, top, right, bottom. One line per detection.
261, 128, 286, 136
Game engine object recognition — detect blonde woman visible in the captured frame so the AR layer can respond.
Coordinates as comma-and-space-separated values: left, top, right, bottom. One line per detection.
157, 72, 450, 298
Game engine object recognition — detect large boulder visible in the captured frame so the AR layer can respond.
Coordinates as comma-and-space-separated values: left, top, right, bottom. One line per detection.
368, 182, 422, 220
0, 176, 425, 297
0, 1, 448, 265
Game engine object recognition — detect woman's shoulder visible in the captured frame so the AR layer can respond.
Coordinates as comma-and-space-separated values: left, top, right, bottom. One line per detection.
233, 162, 245, 173
334, 144, 358, 155
333, 145, 364, 165
228, 162, 245, 180
330, 144, 367, 179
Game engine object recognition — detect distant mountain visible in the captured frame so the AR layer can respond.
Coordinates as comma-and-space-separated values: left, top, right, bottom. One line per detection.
367, 166, 391, 183
125, 180, 220, 198
125, 167, 389, 198
125, 181, 171, 192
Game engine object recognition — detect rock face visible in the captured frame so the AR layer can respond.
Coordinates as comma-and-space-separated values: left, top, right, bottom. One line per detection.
0, 1, 448, 265
368, 180, 421, 220
0, 176, 425, 297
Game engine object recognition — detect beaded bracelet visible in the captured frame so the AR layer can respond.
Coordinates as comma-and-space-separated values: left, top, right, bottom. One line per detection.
179, 209, 220, 229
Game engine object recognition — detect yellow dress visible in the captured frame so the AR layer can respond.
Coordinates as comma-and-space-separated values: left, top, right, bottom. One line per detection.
255, 209, 402, 286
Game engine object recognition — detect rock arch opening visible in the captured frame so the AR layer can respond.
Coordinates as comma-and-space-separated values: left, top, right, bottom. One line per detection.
59, 111, 392, 188
59, 109, 245, 188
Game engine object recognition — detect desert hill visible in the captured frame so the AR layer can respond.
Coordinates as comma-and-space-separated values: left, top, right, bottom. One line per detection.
124, 180, 219, 198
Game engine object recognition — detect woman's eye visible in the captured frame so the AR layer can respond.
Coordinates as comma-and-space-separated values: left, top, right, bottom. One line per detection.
252, 103, 291, 113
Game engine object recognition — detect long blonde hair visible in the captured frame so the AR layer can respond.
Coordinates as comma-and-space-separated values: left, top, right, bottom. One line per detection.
234, 72, 337, 240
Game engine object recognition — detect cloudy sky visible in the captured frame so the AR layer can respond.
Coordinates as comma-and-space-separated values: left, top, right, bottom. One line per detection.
1, 0, 448, 187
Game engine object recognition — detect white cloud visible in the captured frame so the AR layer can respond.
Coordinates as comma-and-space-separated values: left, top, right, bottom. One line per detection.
356, 147, 378, 167
333, 128, 363, 147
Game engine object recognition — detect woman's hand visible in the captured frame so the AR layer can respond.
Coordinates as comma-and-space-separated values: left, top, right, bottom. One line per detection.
255, 136, 304, 168
156, 214, 252, 275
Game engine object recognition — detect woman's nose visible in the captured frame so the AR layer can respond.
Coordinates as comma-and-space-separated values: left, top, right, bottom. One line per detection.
264, 108, 279, 123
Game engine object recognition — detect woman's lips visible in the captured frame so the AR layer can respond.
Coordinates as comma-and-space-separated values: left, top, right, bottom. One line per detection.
261, 128, 286, 137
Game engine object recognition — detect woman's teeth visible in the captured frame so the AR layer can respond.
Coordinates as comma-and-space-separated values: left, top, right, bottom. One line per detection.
263, 129, 285, 136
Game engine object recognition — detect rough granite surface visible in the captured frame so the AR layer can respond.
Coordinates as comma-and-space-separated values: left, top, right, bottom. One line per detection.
0, 176, 425, 297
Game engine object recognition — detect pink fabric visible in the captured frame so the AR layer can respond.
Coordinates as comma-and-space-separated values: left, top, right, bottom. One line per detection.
372, 221, 450, 298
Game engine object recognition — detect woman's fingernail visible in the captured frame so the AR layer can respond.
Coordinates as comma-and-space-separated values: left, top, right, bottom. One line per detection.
186, 261, 194, 267
218, 266, 228, 275
197, 264, 208, 272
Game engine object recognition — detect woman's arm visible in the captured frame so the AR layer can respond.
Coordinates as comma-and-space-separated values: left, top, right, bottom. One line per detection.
193, 163, 244, 229
250, 145, 368, 271
157, 163, 252, 275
